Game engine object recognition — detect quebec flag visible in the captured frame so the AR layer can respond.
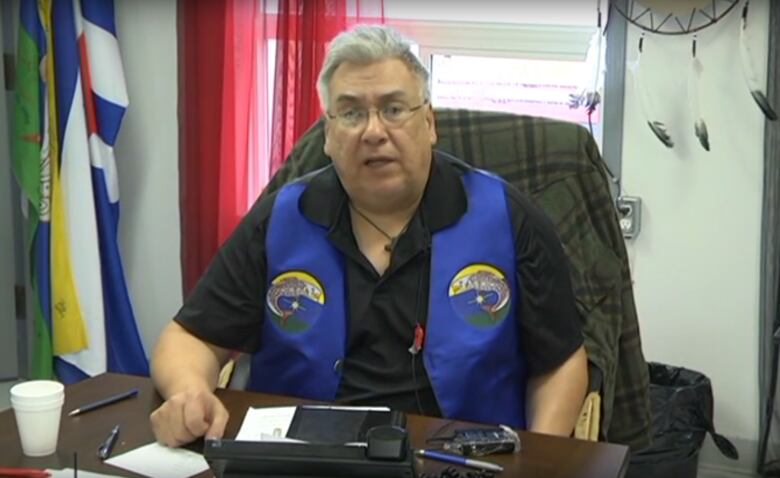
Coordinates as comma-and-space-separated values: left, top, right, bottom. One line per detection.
12, 0, 149, 382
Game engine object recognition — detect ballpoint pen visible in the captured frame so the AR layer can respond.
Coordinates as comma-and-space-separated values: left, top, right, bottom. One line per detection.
68, 389, 139, 417
97, 425, 120, 461
415, 449, 504, 473
0, 467, 51, 478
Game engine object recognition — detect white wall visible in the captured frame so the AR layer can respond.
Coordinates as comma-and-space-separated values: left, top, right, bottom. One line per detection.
621, 0, 768, 451
113, 0, 181, 355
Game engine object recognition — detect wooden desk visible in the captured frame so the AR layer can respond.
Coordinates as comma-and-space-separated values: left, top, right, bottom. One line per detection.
0, 373, 629, 477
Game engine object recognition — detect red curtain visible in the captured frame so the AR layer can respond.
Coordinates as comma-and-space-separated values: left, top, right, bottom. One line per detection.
179, 0, 383, 295
178, 0, 227, 295
219, 0, 265, 246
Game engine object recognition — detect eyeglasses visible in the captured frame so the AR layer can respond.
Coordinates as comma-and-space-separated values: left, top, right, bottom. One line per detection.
326, 100, 429, 129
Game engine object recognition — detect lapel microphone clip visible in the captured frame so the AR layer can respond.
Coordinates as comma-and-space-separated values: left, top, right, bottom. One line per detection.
408, 323, 425, 355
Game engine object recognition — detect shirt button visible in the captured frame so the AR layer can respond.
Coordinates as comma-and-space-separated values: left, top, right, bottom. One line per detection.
333, 359, 343, 373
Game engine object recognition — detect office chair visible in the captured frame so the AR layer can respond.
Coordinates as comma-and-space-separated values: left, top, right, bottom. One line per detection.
222, 109, 652, 450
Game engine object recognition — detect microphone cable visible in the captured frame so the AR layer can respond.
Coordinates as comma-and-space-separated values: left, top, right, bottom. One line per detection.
410, 209, 432, 416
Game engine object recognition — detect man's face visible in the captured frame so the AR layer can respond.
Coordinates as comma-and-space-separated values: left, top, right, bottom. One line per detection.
323, 58, 437, 209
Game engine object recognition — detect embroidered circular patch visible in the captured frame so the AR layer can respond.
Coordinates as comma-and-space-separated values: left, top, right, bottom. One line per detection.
448, 264, 511, 327
266, 271, 325, 333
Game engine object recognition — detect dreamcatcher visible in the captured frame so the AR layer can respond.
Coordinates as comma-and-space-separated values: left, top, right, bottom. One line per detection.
611, 0, 777, 150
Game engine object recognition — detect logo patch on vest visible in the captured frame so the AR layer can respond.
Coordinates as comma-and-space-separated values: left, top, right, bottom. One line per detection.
448, 264, 511, 327
266, 271, 325, 333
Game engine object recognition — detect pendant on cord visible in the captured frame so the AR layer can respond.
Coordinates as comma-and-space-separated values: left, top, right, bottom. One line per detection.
384, 237, 400, 253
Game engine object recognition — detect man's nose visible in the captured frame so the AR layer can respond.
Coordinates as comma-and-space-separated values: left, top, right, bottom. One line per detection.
360, 110, 389, 143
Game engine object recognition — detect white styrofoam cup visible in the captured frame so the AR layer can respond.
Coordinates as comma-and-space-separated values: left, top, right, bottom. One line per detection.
10, 380, 65, 457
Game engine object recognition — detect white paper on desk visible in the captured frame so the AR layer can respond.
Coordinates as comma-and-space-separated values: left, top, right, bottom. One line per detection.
235, 406, 304, 442
47, 470, 124, 478
104, 442, 210, 478
235, 405, 391, 445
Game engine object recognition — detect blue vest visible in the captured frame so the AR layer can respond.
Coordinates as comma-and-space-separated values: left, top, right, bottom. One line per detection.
250, 169, 527, 428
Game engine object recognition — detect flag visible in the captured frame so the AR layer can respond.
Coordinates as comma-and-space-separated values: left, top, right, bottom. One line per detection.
13, 0, 53, 379
12, 0, 148, 383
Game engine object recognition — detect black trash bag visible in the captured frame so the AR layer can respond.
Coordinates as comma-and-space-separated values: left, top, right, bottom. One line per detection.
626, 362, 739, 478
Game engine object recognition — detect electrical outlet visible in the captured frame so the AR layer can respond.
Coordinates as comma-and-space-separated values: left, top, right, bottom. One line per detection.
616, 196, 642, 239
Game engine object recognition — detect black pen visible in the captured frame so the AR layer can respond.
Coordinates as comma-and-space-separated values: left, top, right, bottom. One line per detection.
68, 389, 139, 416
97, 425, 120, 460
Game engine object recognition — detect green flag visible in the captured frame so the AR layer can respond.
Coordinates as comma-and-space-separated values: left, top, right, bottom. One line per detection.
12, 0, 52, 379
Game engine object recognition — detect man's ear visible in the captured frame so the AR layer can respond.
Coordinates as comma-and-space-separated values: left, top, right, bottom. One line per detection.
323, 118, 332, 157
426, 104, 437, 145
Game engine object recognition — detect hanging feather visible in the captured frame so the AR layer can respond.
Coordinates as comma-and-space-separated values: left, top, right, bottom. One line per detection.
629, 35, 674, 148
688, 38, 710, 151
739, 1, 778, 121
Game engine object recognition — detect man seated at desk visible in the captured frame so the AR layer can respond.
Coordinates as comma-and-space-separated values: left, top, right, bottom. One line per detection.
149, 24, 588, 447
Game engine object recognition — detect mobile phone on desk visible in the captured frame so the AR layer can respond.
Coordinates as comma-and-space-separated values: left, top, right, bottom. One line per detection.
442, 426, 521, 456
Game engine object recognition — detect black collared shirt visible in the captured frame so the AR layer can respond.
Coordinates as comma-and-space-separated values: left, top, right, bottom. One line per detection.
176, 151, 583, 416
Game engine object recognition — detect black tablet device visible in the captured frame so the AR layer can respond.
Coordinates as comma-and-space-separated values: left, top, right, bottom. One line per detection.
286, 406, 407, 444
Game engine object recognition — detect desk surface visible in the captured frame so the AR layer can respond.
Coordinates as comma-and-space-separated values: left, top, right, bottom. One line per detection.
0, 373, 629, 478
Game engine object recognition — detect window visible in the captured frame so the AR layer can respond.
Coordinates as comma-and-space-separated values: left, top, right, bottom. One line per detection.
259, 16, 604, 171
429, 53, 602, 144
390, 21, 603, 146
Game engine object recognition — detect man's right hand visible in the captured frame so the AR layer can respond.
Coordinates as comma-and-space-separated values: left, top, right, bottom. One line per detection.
150, 388, 229, 447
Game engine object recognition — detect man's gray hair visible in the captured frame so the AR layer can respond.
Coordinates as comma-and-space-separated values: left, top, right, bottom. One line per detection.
317, 24, 430, 111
